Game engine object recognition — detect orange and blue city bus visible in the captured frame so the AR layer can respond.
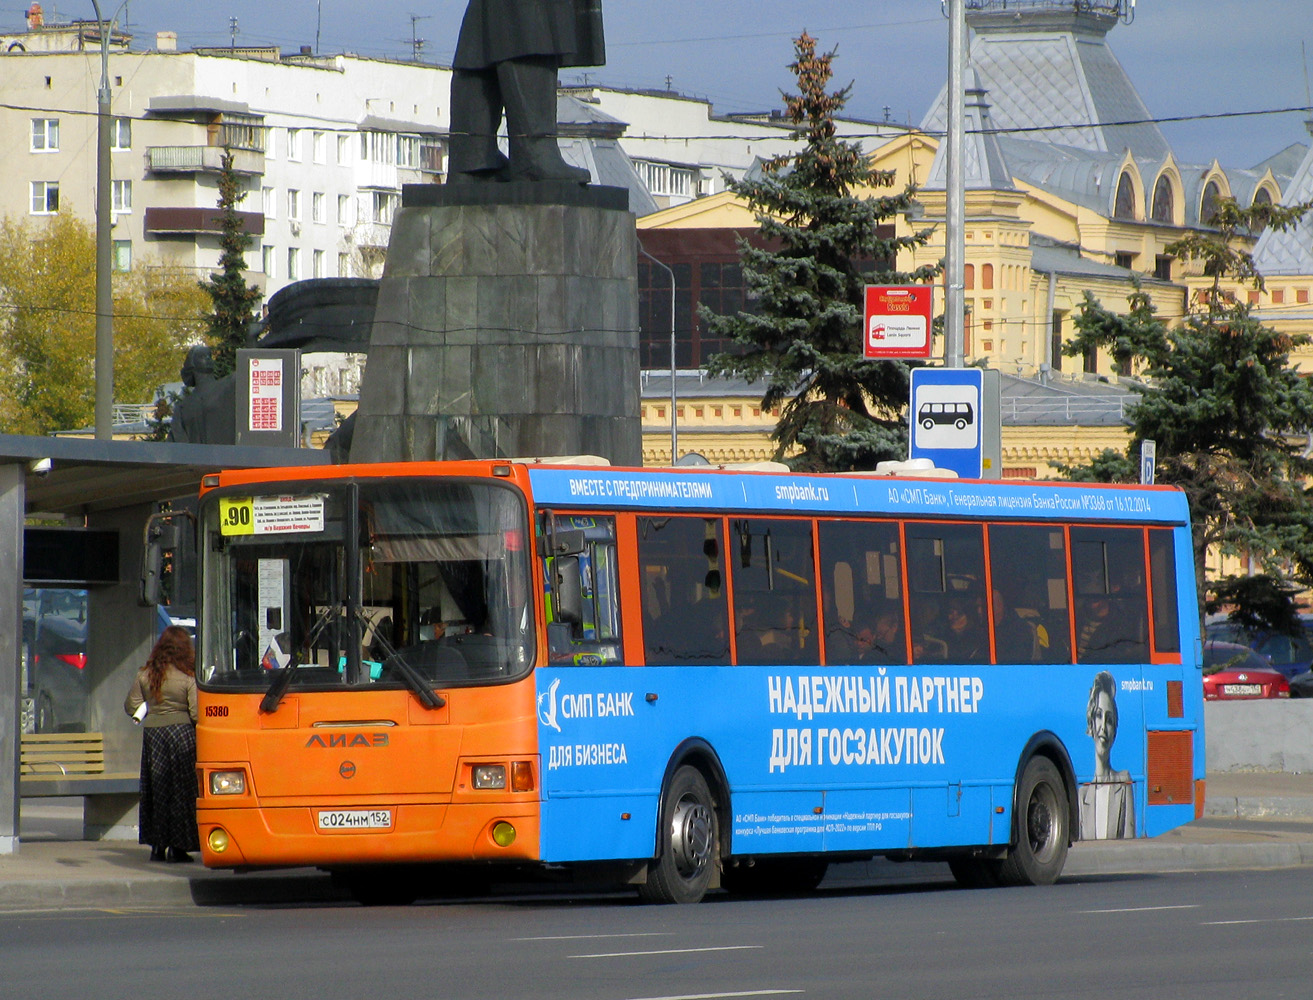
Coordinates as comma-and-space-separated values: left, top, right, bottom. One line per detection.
182, 458, 1203, 903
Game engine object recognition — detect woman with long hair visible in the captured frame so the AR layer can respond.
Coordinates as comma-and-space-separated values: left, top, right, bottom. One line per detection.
124, 625, 200, 862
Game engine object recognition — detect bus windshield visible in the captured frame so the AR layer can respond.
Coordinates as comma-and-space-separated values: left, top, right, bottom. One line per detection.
198, 478, 532, 692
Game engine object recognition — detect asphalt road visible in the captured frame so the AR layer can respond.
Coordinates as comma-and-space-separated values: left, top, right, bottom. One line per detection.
3, 866, 1308, 1000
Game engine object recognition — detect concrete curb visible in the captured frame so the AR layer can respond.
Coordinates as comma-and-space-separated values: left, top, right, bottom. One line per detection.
1065, 841, 1313, 875
5, 839, 1313, 913
1204, 795, 1313, 821
0, 870, 346, 913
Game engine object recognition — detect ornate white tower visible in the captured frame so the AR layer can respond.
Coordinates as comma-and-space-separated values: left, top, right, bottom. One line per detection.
923, 0, 1167, 161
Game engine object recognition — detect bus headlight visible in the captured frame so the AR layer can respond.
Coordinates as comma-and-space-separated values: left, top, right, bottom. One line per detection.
209, 770, 247, 795
472, 765, 507, 790
491, 822, 516, 847
208, 828, 231, 853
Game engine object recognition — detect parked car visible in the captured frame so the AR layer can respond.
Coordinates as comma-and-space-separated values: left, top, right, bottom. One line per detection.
27, 588, 90, 733
1204, 616, 1313, 680
1202, 639, 1290, 700
1289, 670, 1313, 698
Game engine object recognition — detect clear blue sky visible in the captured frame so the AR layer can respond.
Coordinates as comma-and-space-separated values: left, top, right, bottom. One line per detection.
23, 0, 1313, 169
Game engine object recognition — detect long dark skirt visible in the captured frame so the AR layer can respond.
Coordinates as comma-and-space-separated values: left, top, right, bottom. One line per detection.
139, 723, 200, 852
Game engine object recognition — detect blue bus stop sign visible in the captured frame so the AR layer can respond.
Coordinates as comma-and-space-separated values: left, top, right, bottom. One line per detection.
909, 368, 997, 479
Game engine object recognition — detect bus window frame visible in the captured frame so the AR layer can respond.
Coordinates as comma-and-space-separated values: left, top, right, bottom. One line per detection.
726, 514, 822, 668
816, 517, 910, 667
1146, 527, 1183, 664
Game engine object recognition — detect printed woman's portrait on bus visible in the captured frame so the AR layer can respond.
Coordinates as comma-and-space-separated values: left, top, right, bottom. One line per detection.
1079, 670, 1136, 840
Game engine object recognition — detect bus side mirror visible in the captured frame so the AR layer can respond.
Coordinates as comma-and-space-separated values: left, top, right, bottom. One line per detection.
140, 515, 181, 607
541, 528, 586, 557
554, 556, 583, 625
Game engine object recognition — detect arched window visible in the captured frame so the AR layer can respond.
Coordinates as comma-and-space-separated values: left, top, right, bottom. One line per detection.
965, 263, 975, 290
1114, 171, 1136, 220
1151, 175, 1174, 224
1251, 186, 1274, 231
982, 263, 994, 290
1201, 180, 1221, 226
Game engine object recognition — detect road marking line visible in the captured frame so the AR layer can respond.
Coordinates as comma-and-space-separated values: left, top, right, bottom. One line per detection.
1203, 915, 1313, 926
515, 932, 673, 942
625, 991, 803, 1000
571, 945, 765, 959
1080, 904, 1199, 914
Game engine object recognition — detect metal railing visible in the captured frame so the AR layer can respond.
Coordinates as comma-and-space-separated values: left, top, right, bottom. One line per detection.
146, 146, 265, 175
963, 0, 1131, 17
112, 403, 157, 426
1001, 394, 1137, 424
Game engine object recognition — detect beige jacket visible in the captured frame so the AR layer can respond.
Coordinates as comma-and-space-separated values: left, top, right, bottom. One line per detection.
124, 665, 198, 728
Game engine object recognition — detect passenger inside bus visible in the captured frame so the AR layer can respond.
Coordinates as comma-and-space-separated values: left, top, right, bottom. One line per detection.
826, 608, 904, 665
910, 598, 949, 662
943, 599, 988, 663
993, 586, 1045, 663
735, 592, 813, 665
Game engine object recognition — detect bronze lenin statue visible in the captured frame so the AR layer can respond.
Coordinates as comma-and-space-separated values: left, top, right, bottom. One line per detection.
449, 0, 605, 184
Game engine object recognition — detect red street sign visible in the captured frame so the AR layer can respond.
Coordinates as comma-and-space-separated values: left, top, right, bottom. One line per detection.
863, 285, 934, 359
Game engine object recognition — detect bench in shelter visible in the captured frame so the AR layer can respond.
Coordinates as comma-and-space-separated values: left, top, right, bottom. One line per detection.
20, 732, 140, 840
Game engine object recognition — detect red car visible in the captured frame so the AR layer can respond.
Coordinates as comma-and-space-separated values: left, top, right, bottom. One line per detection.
1203, 640, 1290, 700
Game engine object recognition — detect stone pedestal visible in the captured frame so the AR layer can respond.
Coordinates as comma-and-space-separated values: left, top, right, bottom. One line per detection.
349, 183, 641, 465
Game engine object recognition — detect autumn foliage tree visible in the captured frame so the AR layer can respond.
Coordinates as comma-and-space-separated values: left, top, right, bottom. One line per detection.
702, 32, 939, 471
0, 214, 209, 435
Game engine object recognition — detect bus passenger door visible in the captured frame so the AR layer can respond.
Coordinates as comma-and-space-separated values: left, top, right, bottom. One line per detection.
537, 514, 658, 863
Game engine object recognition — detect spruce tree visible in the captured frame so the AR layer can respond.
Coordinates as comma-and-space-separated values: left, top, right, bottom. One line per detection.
1059, 196, 1313, 627
200, 149, 263, 379
702, 33, 938, 471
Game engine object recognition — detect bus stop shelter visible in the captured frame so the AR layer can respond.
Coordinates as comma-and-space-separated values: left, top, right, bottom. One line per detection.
0, 434, 332, 853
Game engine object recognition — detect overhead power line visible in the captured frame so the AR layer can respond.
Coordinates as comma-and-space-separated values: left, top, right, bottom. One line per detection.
2, 99, 1312, 144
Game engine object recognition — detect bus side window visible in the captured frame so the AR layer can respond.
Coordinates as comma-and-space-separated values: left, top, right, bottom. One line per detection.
1072, 526, 1149, 664
730, 518, 818, 666
818, 520, 906, 665
638, 517, 730, 666
906, 523, 988, 666
1148, 529, 1180, 654
987, 524, 1072, 664
543, 515, 622, 666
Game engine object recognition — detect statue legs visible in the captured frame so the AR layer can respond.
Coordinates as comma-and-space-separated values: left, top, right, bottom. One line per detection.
498, 57, 590, 183
449, 69, 511, 180
447, 57, 590, 185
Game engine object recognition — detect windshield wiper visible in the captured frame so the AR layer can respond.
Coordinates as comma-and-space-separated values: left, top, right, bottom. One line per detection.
259, 604, 336, 714
382, 648, 446, 710
260, 604, 447, 713
361, 619, 445, 710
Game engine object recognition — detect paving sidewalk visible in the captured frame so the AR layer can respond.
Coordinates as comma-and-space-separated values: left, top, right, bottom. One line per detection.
2, 771, 1312, 913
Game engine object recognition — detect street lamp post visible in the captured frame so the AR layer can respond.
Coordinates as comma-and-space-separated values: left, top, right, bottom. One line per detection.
945, 0, 966, 369
638, 244, 678, 463
88, 1, 129, 440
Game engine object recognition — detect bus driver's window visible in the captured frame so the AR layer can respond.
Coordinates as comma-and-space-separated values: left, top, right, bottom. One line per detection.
543, 515, 622, 665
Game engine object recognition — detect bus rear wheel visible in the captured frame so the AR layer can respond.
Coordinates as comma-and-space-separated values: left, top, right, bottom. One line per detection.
638, 765, 718, 904
996, 756, 1069, 886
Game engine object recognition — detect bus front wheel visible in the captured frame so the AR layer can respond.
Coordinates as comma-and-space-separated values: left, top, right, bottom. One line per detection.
996, 756, 1069, 886
639, 765, 718, 904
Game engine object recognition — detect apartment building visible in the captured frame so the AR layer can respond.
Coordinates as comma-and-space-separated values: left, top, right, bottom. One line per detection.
561, 84, 911, 210
0, 22, 448, 299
